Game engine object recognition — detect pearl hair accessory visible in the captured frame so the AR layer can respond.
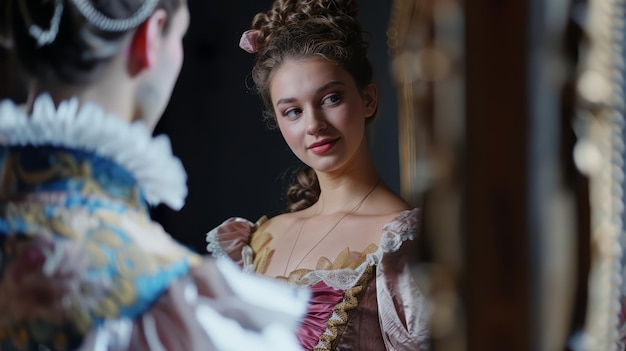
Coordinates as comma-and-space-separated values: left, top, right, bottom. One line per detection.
70, 0, 159, 32
17, 0, 160, 47
18, 0, 64, 47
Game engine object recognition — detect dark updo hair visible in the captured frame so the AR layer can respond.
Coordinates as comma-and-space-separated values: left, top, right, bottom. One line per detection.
249, 0, 374, 212
2, 0, 183, 85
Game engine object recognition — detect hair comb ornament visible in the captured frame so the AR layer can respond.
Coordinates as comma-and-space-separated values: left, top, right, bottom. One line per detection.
17, 0, 160, 47
70, 0, 159, 32
18, 0, 64, 47
239, 29, 260, 54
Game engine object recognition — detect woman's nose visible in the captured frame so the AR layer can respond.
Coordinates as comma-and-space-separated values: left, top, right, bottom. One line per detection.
306, 110, 328, 135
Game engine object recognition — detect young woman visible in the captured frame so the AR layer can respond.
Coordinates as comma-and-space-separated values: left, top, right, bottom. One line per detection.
0, 1, 307, 350
207, 0, 430, 349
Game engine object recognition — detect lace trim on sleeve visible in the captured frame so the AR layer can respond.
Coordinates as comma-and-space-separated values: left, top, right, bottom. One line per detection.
205, 227, 228, 259
205, 217, 256, 256
291, 208, 420, 291
379, 208, 420, 253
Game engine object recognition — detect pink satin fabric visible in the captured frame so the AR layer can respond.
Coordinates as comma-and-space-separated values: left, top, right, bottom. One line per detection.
376, 240, 429, 351
335, 277, 386, 351
239, 29, 260, 53
298, 281, 345, 349
210, 209, 430, 350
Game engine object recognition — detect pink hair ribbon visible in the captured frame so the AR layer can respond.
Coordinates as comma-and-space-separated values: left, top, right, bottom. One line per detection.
239, 29, 260, 54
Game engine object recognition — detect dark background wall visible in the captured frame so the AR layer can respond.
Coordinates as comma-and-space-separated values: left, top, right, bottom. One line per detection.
152, 0, 400, 253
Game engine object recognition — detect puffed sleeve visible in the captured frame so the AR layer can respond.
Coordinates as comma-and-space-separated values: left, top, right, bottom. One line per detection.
205, 217, 255, 268
376, 209, 430, 351
377, 242, 429, 351
78, 258, 310, 351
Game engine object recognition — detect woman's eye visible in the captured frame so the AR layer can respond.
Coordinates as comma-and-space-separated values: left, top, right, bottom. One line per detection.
322, 94, 342, 106
284, 108, 301, 119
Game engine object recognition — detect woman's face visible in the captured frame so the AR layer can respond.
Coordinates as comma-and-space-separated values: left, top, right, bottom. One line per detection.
269, 57, 377, 174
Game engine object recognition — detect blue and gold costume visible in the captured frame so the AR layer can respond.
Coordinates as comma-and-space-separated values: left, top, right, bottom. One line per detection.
0, 95, 307, 351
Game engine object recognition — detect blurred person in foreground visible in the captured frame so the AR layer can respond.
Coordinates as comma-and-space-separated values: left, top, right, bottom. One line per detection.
0, 0, 308, 350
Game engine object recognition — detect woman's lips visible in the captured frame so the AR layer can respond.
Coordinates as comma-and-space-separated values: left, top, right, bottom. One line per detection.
308, 138, 339, 155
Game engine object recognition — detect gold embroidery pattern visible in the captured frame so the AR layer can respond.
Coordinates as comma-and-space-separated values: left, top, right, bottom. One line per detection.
250, 217, 274, 274
0, 201, 201, 344
316, 265, 375, 351
1, 150, 142, 208
309, 245, 378, 351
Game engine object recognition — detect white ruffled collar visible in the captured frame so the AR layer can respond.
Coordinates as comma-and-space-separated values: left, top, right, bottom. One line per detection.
0, 94, 187, 210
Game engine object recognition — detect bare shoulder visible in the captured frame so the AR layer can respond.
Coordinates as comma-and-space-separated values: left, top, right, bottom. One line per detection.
256, 211, 302, 240
364, 183, 413, 222
347, 184, 416, 246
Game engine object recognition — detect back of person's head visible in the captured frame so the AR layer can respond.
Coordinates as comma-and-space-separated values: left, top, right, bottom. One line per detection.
248, 0, 374, 124
1, 0, 183, 85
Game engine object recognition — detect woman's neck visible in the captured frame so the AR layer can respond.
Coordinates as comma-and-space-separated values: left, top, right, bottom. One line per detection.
313, 152, 381, 215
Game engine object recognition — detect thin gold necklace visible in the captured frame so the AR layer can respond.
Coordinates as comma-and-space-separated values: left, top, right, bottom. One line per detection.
282, 178, 381, 276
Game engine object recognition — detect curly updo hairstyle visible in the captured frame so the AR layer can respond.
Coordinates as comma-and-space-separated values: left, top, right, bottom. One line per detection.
248, 0, 374, 212
1, 0, 183, 85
